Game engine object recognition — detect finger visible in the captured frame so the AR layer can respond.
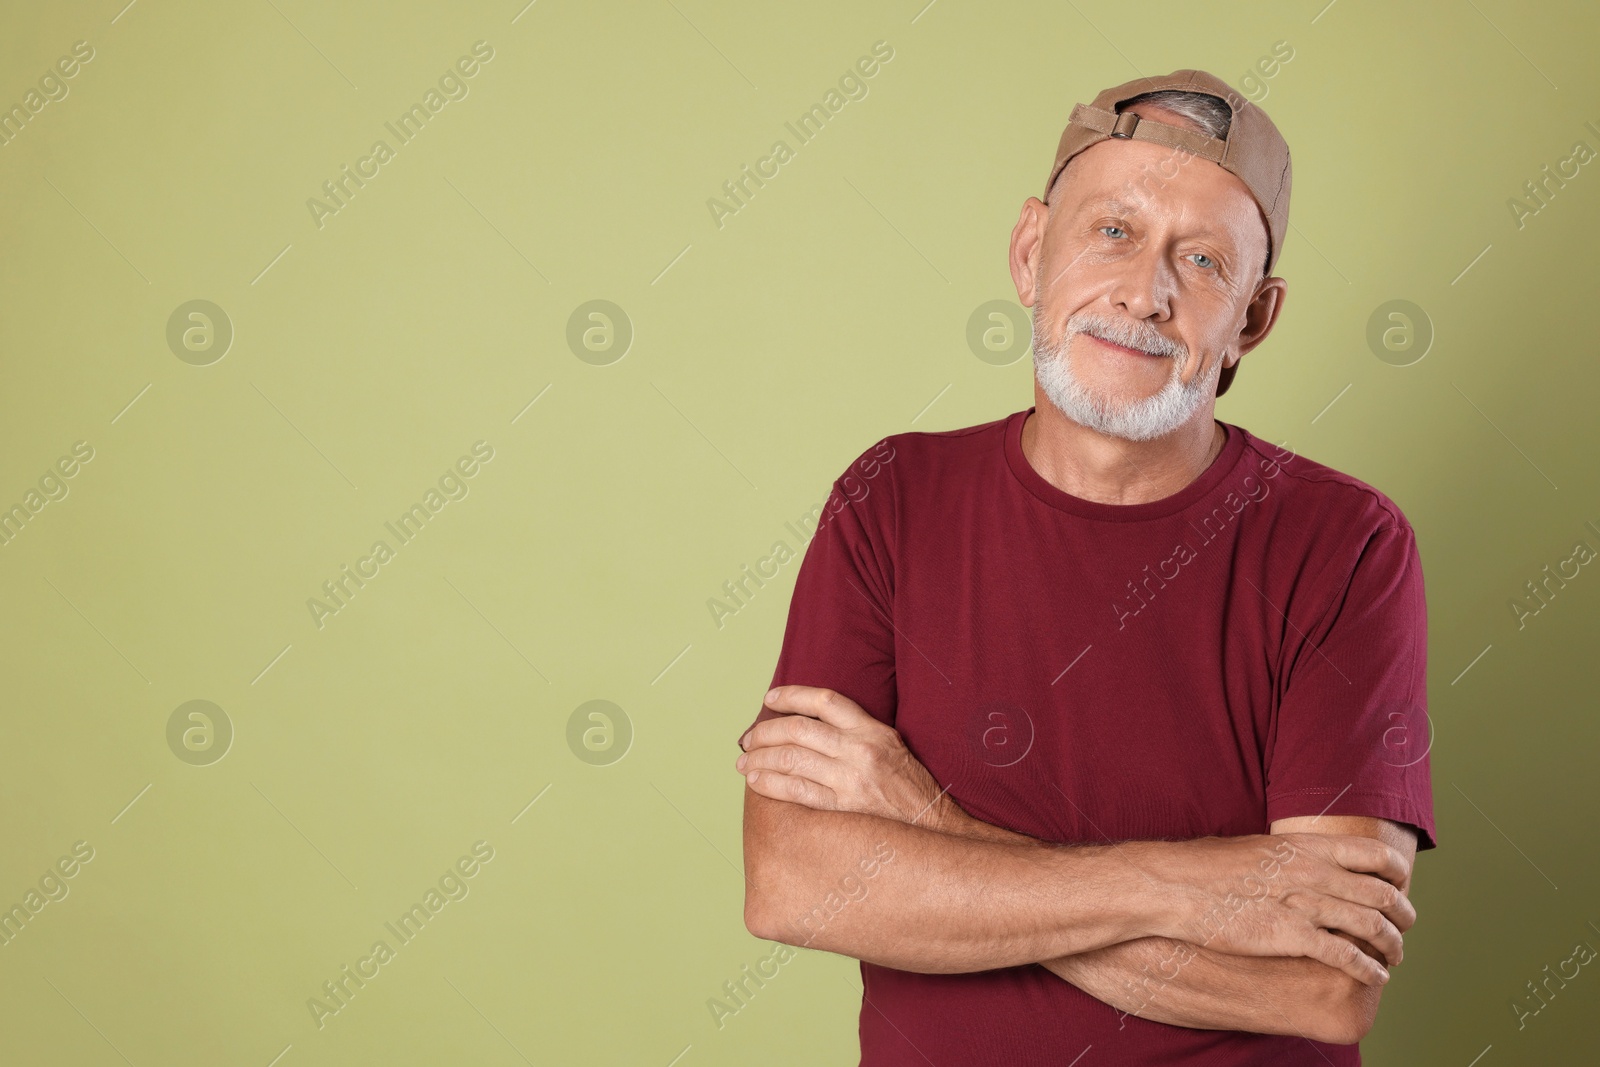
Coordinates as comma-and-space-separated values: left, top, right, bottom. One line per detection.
1331, 930, 1386, 965
1326, 870, 1417, 934
1310, 897, 1404, 967
742, 768, 838, 811
739, 745, 847, 794
1394, 897, 1418, 935
765, 685, 877, 731
1303, 928, 1390, 987
741, 714, 845, 758
1319, 834, 1412, 891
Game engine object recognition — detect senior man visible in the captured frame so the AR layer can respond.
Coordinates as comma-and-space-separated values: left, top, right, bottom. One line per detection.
734, 69, 1436, 1065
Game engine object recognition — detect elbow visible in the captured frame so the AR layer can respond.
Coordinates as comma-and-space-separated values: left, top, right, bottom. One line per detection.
744, 879, 809, 947
741, 835, 797, 944
1307, 978, 1382, 1045
744, 848, 832, 950
741, 789, 815, 947
1306, 1013, 1368, 1047
1340, 990, 1382, 1045
746, 906, 796, 947
743, 886, 781, 942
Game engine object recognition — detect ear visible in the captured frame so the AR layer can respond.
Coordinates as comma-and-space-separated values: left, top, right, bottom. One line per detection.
1009, 197, 1050, 307
1226, 276, 1288, 368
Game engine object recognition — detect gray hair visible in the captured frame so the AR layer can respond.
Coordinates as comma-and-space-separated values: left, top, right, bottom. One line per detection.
1118, 89, 1232, 139
1046, 89, 1270, 278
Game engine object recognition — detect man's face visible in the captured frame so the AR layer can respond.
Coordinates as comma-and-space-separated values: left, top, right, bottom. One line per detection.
1015, 104, 1280, 441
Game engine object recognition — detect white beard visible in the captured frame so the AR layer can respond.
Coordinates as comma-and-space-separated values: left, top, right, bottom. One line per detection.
1030, 298, 1220, 442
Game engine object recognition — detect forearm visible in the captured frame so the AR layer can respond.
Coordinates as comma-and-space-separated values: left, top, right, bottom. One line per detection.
1041, 936, 1375, 1044
740, 691, 1417, 1000
934, 803, 1374, 1040
742, 786, 1161, 972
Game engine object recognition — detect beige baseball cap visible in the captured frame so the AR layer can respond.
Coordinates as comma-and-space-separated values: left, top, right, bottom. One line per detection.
1044, 69, 1292, 397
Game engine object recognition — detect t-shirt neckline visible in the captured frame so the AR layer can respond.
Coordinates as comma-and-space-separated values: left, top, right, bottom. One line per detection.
1002, 406, 1247, 522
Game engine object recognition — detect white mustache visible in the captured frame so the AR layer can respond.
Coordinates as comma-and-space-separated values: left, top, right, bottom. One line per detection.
1068, 317, 1185, 360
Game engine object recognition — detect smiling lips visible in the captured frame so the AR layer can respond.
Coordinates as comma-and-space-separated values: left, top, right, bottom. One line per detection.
1083, 332, 1164, 359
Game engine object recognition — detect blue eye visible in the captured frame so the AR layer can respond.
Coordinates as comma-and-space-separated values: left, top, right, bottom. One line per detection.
1100, 226, 1127, 239
1190, 253, 1216, 269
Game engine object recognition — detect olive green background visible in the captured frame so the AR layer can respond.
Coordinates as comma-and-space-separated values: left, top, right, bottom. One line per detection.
1, 0, 1596, 1063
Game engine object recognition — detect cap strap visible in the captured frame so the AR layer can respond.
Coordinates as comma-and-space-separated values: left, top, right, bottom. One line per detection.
1068, 103, 1228, 163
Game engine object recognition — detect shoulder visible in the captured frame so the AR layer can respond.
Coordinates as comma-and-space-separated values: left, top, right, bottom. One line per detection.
818, 412, 1011, 541
836, 410, 1011, 489
850, 411, 1008, 465
1232, 425, 1412, 537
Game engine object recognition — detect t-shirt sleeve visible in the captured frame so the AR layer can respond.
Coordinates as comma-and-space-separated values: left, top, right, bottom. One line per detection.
736, 441, 899, 744
1264, 522, 1438, 850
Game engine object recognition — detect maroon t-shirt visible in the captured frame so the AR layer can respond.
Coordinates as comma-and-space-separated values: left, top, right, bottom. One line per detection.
741, 406, 1436, 1067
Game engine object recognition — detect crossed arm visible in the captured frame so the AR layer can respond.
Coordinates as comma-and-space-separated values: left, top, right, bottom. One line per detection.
931, 801, 1414, 1041
737, 686, 1419, 1045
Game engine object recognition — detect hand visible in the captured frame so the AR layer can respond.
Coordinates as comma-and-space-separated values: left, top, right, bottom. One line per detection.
1151, 832, 1417, 988
736, 685, 953, 829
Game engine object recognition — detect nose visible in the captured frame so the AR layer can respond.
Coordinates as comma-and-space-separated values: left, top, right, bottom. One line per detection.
1107, 243, 1173, 324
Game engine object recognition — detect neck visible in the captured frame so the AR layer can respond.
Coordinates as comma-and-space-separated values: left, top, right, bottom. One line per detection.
1021, 390, 1225, 506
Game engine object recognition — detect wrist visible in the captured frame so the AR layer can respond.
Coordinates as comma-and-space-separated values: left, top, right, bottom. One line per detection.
925, 790, 961, 833
1112, 839, 1199, 942
922, 793, 976, 837
925, 797, 1046, 846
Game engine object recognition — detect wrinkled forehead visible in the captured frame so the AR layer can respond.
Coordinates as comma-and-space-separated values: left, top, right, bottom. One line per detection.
1053, 135, 1269, 261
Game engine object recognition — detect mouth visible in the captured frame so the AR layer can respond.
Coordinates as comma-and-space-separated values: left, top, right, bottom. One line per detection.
1083, 332, 1165, 359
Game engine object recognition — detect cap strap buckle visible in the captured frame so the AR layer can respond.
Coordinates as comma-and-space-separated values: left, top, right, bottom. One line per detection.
1068, 103, 1229, 163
